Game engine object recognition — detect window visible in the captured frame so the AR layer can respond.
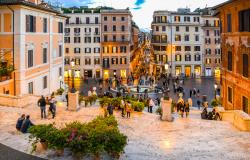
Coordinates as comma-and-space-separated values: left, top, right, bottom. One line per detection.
43, 48, 47, 63
103, 46, 109, 53
195, 27, 199, 32
228, 87, 233, 103
113, 35, 116, 42
28, 82, 33, 94
228, 51, 233, 71
94, 58, 100, 65
227, 14, 232, 32
206, 30, 209, 36
104, 25, 108, 31
120, 57, 127, 64
175, 35, 181, 41
28, 50, 33, 68
74, 48, 81, 54
184, 16, 190, 22
94, 28, 99, 34
111, 58, 118, 65
242, 96, 249, 114
206, 49, 212, 55
206, 58, 211, 64
65, 48, 69, 54
84, 37, 91, 43
174, 16, 180, 22
193, 17, 200, 22
59, 45, 62, 57
75, 58, 80, 65
112, 17, 116, 21
185, 54, 191, 61
74, 28, 80, 33
121, 17, 125, 21
43, 18, 47, 33
121, 25, 125, 31
66, 18, 69, 24
76, 17, 80, 24
64, 37, 70, 43
120, 46, 127, 53
59, 67, 62, 76
103, 58, 109, 68
94, 37, 100, 43
95, 17, 99, 24
85, 58, 91, 65
185, 26, 189, 32
43, 76, 47, 89
194, 46, 200, 51
85, 48, 91, 53
113, 25, 116, 32
176, 26, 179, 32
243, 54, 249, 77
195, 35, 199, 41
184, 35, 189, 41
58, 22, 63, 33
194, 54, 201, 61
26, 15, 36, 32
185, 46, 191, 51
64, 58, 70, 65
112, 46, 118, 53
155, 26, 159, 31
239, 9, 250, 32
104, 16, 107, 21
74, 37, 81, 43
86, 17, 90, 24
175, 55, 181, 61
175, 46, 181, 51
162, 26, 166, 31
65, 28, 70, 33
104, 35, 108, 42
94, 47, 100, 53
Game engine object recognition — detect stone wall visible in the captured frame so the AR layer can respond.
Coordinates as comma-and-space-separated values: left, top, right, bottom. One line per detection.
0, 94, 38, 108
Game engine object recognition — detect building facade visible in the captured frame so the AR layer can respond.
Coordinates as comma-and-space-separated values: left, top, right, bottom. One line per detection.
0, 0, 66, 96
63, 8, 102, 79
201, 9, 221, 77
215, 0, 250, 114
151, 8, 203, 77
101, 9, 133, 79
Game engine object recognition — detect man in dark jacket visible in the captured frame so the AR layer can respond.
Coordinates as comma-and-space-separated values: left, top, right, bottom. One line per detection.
20, 115, 34, 133
37, 95, 46, 119
107, 104, 113, 116
16, 114, 25, 131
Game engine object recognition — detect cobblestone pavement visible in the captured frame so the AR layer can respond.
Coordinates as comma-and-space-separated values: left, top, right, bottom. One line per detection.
0, 102, 250, 160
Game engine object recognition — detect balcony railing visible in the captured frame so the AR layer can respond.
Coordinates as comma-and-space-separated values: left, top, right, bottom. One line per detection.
74, 33, 80, 36
202, 23, 219, 27
65, 32, 70, 36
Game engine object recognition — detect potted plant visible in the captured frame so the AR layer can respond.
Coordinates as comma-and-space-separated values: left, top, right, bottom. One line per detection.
211, 99, 220, 108
111, 97, 121, 109
156, 106, 162, 118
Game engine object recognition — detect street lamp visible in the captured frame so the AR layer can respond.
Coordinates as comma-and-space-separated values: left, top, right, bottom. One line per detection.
59, 76, 63, 89
214, 84, 218, 99
70, 60, 76, 93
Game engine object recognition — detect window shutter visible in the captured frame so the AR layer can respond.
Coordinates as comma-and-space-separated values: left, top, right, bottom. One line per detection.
243, 54, 249, 77
33, 16, 36, 32
26, 15, 30, 32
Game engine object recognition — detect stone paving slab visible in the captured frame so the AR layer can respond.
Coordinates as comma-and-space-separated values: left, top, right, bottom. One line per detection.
0, 103, 250, 160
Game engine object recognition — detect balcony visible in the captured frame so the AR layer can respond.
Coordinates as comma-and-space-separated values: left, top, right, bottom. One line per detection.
74, 32, 80, 36
85, 32, 91, 35
65, 32, 70, 36
0, 63, 14, 83
94, 32, 100, 35
202, 23, 219, 28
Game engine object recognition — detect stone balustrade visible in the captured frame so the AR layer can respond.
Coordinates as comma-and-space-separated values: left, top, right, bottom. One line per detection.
0, 94, 38, 108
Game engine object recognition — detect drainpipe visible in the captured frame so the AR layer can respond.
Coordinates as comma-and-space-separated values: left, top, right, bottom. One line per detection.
7, 5, 16, 96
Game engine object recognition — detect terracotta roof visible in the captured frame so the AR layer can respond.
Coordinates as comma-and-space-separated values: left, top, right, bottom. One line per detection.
0, 0, 68, 18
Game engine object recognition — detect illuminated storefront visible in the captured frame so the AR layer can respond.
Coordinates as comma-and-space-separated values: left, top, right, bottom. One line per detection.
185, 66, 191, 77
175, 66, 181, 76
103, 70, 109, 79
195, 66, 201, 76
121, 70, 127, 78
214, 68, 220, 78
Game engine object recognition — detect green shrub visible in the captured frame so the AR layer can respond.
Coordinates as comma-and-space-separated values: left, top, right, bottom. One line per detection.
156, 107, 162, 117
111, 97, 121, 108
211, 99, 220, 107
29, 116, 127, 158
99, 97, 110, 107
131, 101, 145, 112
56, 88, 64, 95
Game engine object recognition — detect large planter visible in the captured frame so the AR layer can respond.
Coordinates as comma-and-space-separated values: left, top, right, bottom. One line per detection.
56, 149, 64, 156
36, 141, 48, 153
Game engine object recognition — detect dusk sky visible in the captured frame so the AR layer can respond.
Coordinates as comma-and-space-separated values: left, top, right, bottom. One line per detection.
50, 0, 227, 29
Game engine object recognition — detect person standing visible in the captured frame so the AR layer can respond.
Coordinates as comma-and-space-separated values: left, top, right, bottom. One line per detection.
49, 98, 56, 119
185, 100, 190, 118
16, 114, 25, 131
65, 93, 69, 107
149, 98, 155, 113
189, 89, 192, 98
126, 101, 132, 118
20, 115, 34, 133
107, 103, 113, 116
121, 99, 125, 117
188, 98, 193, 108
197, 99, 201, 110
37, 96, 46, 119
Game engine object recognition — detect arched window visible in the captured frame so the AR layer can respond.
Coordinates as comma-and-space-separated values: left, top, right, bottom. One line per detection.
243, 54, 249, 77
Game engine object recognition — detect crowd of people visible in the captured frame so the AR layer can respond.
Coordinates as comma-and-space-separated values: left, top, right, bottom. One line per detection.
37, 93, 57, 119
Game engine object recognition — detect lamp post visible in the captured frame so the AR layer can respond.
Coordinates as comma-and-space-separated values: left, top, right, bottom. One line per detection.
70, 60, 76, 93
214, 84, 218, 99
